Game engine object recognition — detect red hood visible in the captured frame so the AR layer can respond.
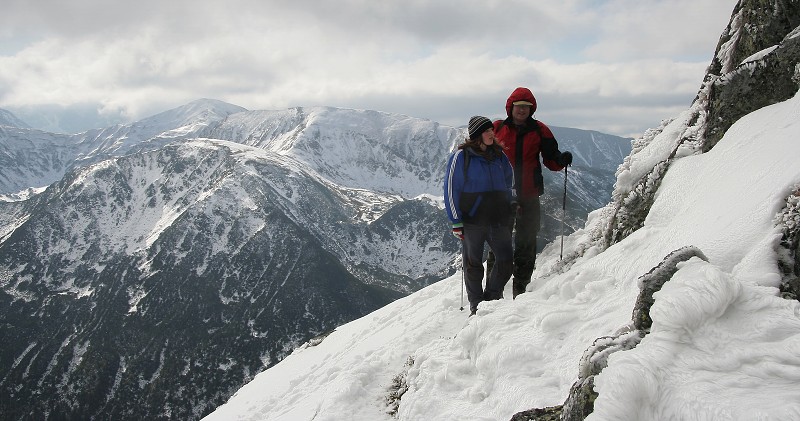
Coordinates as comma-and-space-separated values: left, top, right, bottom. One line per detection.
505, 87, 538, 117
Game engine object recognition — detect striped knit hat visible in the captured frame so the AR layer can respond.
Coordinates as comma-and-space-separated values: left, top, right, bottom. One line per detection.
468, 116, 493, 139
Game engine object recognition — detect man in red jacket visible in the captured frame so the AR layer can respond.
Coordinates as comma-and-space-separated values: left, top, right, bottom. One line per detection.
491, 87, 572, 297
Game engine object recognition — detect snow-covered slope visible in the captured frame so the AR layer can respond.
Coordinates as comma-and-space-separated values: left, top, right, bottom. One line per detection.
203, 74, 800, 421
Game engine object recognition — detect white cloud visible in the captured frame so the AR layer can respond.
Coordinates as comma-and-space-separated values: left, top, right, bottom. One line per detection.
0, 0, 738, 137
583, 0, 734, 61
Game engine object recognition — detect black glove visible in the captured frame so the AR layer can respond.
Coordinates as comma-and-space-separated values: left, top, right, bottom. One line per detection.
510, 201, 519, 215
559, 151, 573, 167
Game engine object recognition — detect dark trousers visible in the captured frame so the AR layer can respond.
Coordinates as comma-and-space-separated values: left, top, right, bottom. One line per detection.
462, 223, 513, 312
487, 197, 541, 296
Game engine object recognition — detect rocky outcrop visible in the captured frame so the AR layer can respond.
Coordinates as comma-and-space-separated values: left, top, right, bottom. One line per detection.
703, 0, 800, 151
706, 0, 800, 77
777, 186, 800, 300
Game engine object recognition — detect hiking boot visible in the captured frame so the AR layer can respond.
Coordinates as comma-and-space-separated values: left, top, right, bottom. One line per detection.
512, 278, 530, 298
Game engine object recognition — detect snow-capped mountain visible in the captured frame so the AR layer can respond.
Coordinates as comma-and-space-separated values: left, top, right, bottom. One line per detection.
0, 138, 417, 419
0, 92, 628, 419
211, 107, 455, 199
202, 1, 800, 420
0, 99, 246, 198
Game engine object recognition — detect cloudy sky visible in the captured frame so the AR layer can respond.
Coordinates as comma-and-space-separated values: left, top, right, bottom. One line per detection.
1, 0, 737, 137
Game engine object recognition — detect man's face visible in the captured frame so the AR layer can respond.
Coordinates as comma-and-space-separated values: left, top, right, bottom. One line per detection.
512, 104, 531, 123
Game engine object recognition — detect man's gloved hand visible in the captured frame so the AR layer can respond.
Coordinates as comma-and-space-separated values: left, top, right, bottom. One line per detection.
452, 222, 464, 240
510, 201, 519, 215
559, 151, 573, 167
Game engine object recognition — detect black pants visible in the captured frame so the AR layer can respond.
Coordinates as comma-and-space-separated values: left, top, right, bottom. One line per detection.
487, 197, 541, 295
462, 223, 513, 313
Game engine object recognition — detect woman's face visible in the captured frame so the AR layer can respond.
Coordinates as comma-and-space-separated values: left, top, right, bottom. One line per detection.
480, 128, 495, 149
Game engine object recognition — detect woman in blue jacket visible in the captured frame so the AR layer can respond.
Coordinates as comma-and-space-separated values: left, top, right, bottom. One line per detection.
444, 116, 516, 315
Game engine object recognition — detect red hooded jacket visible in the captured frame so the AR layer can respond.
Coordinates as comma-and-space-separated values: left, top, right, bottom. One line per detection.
494, 87, 565, 198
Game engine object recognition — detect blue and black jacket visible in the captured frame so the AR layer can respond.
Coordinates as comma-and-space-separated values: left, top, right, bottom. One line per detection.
444, 145, 515, 226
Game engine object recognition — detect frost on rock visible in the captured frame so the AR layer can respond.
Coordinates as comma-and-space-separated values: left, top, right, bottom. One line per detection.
512, 247, 707, 421
537, 104, 710, 279
794, 62, 800, 86
714, 5, 745, 75
605, 159, 669, 247
775, 184, 800, 300
577, 331, 644, 381
583, 90, 708, 257
632, 245, 709, 331
604, 80, 712, 245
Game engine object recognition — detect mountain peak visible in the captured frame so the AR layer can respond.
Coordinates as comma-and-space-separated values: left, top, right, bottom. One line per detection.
141, 98, 247, 128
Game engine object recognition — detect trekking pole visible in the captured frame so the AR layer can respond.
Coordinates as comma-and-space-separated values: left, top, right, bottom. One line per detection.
459, 254, 465, 311
560, 166, 568, 260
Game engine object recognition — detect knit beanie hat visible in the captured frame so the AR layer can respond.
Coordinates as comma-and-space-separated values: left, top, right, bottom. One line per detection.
468, 116, 493, 139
